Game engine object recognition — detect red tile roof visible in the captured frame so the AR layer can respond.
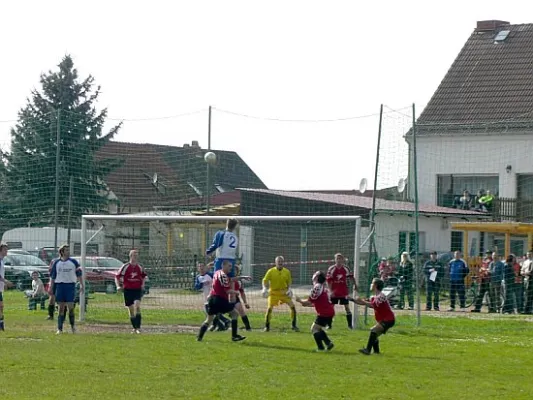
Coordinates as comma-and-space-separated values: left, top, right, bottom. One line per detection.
239, 188, 486, 216
417, 21, 533, 132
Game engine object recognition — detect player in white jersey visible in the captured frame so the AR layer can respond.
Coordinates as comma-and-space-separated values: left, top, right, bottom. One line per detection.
49, 245, 84, 334
0, 244, 11, 331
207, 219, 239, 278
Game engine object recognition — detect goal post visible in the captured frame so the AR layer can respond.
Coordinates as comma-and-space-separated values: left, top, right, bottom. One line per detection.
79, 214, 363, 326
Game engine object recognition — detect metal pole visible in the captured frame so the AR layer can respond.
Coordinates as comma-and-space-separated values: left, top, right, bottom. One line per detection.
53, 109, 61, 250
204, 106, 212, 254
67, 176, 73, 247
79, 217, 86, 321
352, 217, 362, 329
364, 104, 384, 324
412, 103, 421, 326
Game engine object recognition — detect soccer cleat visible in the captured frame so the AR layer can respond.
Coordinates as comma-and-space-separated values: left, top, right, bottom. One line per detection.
359, 348, 371, 355
56, 330, 63, 335
208, 325, 217, 332
71, 327, 76, 334
326, 342, 335, 351
196, 336, 203, 342
292, 326, 300, 332
135, 329, 141, 334
231, 335, 246, 342
46, 316, 53, 320
263, 327, 270, 332
314, 348, 326, 352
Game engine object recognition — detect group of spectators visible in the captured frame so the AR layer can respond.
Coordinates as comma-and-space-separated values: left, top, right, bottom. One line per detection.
452, 189, 495, 212
377, 250, 533, 314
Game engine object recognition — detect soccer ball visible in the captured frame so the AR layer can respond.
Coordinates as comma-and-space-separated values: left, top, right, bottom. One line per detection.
204, 151, 217, 165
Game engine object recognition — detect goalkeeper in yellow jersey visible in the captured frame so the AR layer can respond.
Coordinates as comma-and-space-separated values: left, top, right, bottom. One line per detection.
262, 256, 299, 332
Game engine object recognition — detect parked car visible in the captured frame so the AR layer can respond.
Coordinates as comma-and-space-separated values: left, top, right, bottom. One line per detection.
71, 256, 150, 295
3, 253, 50, 290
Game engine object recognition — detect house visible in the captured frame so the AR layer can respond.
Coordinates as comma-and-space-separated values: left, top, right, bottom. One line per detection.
95, 140, 267, 214
407, 20, 533, 256
237, 188, 488, 283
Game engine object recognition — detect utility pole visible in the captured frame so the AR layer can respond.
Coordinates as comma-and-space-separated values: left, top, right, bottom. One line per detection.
204, 106, 212, 254
53, 109, 61, 250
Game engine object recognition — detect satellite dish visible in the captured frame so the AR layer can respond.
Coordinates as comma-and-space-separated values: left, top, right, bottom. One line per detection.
152, 173, 158, 184
359, 178, 368, 194
397, 178, 406, 193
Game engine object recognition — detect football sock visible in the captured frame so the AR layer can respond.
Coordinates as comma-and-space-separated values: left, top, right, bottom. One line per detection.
130, 316, 136, 329
57, 314, 65, 331
48, 304, 55, 318
372, 339, 380, 354
0, 316, 4, 330
231, 319, 238, 337
136, 313, 142, 329
198, 323, 209, 340
241, 315, 251, 330
290, 307, 297, 327
68, 311, 75, 327
313, 331, 325, 350
366, 331, 378, 352
346, 313, 353, 328
62, 308, 67, 318
265, 308, 273, 327
212, 315, 220, 327
319, 330, 332, 345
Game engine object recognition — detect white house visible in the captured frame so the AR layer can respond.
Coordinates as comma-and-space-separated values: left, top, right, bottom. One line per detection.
407, 19, 533, 256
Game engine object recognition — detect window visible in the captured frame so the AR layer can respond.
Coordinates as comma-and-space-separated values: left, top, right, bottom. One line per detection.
399, 231, 426, 255
437, 175, 499, 207
517, 175, 533, 200
494, 30, 510, 42
450, 231, 463, 252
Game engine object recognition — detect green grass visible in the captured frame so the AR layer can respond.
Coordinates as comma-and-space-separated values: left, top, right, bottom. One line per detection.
1, 291, 533, 400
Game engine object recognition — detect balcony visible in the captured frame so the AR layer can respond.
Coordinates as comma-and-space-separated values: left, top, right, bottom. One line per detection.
437, 195, 533, 222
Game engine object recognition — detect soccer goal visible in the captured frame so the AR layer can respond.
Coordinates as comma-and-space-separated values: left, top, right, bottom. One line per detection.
79, 214, 363, 328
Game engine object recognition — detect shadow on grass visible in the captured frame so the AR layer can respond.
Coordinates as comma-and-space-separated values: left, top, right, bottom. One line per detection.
241, 340, 357, 356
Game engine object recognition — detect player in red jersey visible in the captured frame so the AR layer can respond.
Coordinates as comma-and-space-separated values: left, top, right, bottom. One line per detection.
197, 260, 246, 342
115, 249, 147, 334
353, 278, 395, 355
295, 271, 335, 352
326, 253, 356, 330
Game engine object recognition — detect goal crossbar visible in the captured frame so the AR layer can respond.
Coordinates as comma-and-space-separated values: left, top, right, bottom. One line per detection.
79, 215, 362, 325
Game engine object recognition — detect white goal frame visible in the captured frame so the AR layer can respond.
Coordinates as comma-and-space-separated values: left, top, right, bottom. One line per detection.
79, 215, 362, 325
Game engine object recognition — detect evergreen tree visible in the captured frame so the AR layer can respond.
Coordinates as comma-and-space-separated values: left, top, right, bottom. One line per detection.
4, 55, 122, 228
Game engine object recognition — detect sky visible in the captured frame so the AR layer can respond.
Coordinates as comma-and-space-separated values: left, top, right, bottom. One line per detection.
0, 0, 530, 191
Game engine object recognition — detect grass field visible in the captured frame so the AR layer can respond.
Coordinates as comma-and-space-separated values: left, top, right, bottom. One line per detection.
1, 291, 533, 400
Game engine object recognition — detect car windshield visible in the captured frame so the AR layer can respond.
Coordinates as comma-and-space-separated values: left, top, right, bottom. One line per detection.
5, 254, 48, 266
97, 258, 124, 270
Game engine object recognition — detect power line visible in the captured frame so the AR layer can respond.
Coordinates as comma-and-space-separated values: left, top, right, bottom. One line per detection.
105, 108, 207, 122
212, 105, 413, 123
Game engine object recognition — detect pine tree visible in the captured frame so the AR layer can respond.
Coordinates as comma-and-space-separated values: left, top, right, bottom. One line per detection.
4, 55, 123, 228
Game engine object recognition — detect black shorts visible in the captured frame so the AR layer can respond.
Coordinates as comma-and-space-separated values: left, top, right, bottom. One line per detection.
124, 289, 143, 307
330, 297, 349, 305
206, 296, 234, 316
0, 291, 3, 302
379, 320, 395, 334
314, 316, 334, 328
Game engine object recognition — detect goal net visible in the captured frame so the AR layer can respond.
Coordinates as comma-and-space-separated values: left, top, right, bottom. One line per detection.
78, 215, 363, 329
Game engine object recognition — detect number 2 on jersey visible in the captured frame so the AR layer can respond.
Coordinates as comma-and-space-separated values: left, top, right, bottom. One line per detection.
229, 236, 236, 248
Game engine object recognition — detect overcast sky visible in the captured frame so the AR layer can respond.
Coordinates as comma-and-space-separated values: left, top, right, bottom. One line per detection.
0, 0, 530, 191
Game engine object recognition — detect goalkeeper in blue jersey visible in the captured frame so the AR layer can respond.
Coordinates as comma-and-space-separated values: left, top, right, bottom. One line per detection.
206, 219, 239, 278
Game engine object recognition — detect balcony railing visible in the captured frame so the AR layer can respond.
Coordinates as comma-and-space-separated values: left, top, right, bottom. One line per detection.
437, 195, 533, 222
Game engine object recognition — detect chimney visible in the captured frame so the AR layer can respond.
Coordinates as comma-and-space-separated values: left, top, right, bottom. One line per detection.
183, 143, 190, 148
191, 140, 200, 148
476, 20, 510, 32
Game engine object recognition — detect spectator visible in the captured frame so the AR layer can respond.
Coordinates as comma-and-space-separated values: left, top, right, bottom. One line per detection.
502, 255, 516, 314
489, 253, 504, 313
378, 258, 395, 284
521, 252, 533, 314
471, 250, 494, 313
25, 271, 48, 311
448, 250, 469, 311
459, 190, 474, 210
423, 251, 444, 311
478, 190, 494, 212
396, 252, 414, 310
